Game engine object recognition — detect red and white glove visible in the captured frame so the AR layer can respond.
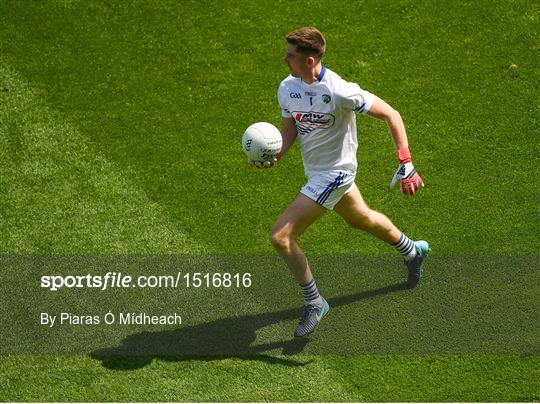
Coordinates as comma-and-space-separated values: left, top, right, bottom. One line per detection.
390, 148, 424, 196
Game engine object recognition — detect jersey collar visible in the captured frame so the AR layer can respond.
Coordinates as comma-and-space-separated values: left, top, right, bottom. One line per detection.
317, 64, 326, 82
299, 64, 326, 85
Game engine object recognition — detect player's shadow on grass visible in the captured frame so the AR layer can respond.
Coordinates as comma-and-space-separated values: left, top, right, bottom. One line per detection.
91, 282, 407, 370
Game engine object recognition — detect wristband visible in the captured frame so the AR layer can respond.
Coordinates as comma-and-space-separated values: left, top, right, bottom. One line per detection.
397, 147, 412, 164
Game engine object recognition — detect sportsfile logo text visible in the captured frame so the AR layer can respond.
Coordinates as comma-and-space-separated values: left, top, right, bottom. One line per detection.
40, 272, 180, 291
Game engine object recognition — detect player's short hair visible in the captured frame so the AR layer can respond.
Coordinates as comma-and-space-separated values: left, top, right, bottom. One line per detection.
286, 27, 326, 58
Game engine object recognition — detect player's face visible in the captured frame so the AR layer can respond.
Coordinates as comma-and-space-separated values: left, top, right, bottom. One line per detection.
284, 44, 309, 77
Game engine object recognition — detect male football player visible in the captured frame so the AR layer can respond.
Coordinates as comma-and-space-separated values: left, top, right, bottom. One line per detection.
255, 27, 429, 338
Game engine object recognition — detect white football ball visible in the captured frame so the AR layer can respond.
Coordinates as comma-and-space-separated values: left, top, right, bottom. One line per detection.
242, 122, 282, 163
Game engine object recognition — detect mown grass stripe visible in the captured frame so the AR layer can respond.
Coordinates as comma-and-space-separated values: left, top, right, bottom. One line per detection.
0, 61, 202, 253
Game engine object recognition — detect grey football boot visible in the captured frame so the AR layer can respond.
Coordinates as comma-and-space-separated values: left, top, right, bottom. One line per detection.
294, 297, 330, 338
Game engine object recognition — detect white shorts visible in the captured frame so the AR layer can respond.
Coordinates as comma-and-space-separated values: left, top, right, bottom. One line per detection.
300, 170, 355, 209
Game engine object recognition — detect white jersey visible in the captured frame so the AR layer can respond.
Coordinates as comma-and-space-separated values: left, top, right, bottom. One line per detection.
278, 66, 374, 177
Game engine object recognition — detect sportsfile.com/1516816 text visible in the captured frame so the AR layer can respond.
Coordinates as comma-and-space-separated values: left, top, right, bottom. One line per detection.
40, 272, 253, 291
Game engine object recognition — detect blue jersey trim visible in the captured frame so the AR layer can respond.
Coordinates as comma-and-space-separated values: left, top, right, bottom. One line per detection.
317, 64, 326, 82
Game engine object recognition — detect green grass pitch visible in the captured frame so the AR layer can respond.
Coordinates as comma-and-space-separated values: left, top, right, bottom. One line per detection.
1, 0, 539, 401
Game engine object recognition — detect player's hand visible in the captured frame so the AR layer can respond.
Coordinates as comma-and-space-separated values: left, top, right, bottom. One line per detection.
249, 157, 278, 169
390, 162, 424, 196
249, 152, 281, 169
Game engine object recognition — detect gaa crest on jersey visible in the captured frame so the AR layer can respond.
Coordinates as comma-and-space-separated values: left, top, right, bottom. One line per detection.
322, 94, 331, 104
292, 111, 335, 135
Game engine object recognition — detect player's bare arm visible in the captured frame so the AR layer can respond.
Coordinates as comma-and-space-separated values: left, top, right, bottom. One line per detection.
367, 96, 408, 150
279, 117, 298, 156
